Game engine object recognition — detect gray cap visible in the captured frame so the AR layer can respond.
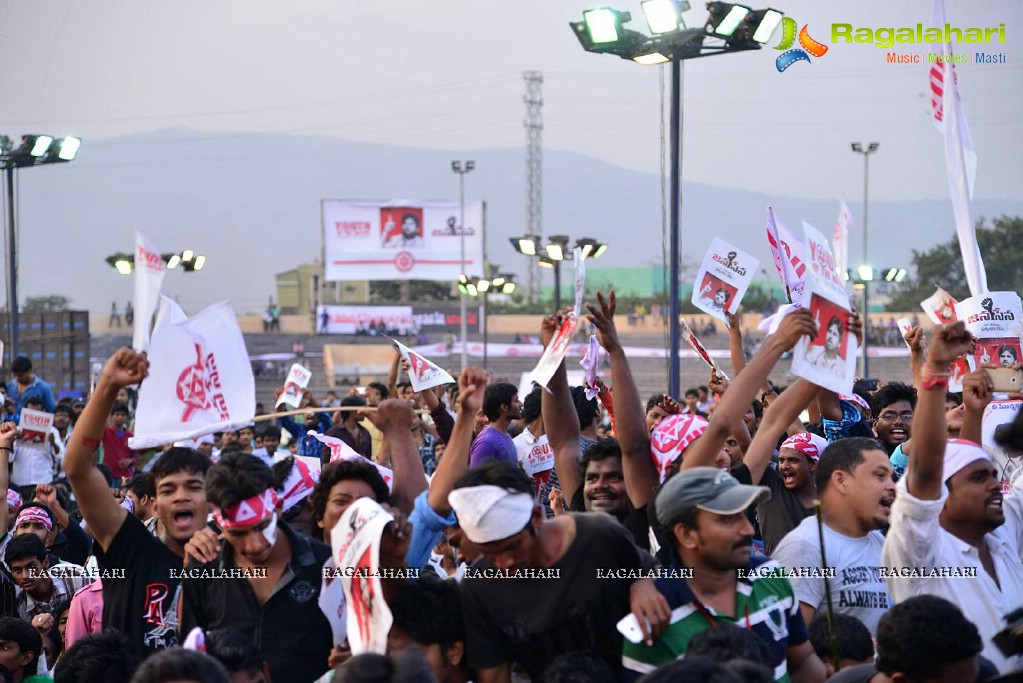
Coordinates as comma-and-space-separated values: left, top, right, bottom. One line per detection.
655, 467, 771, 527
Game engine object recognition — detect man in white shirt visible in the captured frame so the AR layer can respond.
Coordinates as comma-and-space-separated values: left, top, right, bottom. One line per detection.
882, 322, 1023, 673
773, 436, 895, 635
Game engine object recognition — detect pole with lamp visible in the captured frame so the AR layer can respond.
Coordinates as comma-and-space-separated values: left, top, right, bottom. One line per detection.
451, 160, 475, 373
1, 135, 81, 363
511, 235, 607, 310
459, 272, 516, 371
570, 1, 784, 398
851, 142, 879, 377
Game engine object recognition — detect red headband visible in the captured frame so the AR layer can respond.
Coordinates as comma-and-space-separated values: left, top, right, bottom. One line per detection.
780, 432, 829, 461
6, 490, 22, 513
650, 413, 709, 483
16, 507, 53, 533
213, 488, 278, 529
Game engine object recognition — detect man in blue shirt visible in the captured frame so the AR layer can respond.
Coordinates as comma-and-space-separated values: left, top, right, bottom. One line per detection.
6, 357, 55, 418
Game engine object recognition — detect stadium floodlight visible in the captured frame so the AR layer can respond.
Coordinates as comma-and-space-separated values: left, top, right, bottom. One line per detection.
29, 136, 54, 158
750, 8, 783, 43
641, 0, 679, 33
706, 2, 751, 38
54, 137, 81, 161
857, 265, 874, 282
511, 236, 538, 256
584, 8, 630, 43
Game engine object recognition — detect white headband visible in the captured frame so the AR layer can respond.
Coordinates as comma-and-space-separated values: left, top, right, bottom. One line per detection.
448, 485, 534, 544
943, 439, 991, 482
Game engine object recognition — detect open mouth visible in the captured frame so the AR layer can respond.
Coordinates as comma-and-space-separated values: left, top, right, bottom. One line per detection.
888, 428, 908, 442
879, 497, 895, 515
172, 510, 195, 531
987, 496, 1003, 511
781, 472, 797, 486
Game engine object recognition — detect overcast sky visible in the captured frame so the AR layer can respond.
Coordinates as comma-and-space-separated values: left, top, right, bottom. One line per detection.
1, 0, 1020, 313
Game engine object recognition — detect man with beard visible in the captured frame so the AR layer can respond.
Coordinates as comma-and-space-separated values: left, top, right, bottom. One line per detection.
772, 437, 895, 635
883, 324, 1023, 673
563, 439, 649, 549
64, 348, 210, 659
805, 316, 845, 374
622, 467, 826, 682
468, 383, 521, 467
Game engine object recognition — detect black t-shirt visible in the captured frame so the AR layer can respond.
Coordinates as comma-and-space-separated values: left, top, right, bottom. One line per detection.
568, 489, 650, 551
180, 522, 334, 683
94, 513, 182, 659
733, 463, 814, 556
460, 513, 656, 679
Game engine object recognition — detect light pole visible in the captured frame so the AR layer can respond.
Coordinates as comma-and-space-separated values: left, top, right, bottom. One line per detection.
1, 135, 80, 362
105, 250, 207, 275
452, 160, 475, 372
851, 142, 879, 376
571, 2, 784, 398
460, 272, 516, 371
511, 235, 606, 310
850, 265, 905, 378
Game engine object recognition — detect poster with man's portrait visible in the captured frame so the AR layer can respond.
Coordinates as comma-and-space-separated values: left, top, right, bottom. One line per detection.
791, 285, 857, 395
958, 292, 1023, 372
380, 207, 424, 248
690, 238, 759, 326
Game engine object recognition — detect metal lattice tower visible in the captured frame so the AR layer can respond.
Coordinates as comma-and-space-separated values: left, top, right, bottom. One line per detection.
523, 71, 543, 304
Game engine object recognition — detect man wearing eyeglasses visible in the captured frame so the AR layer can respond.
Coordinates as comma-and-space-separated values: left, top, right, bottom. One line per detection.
868, 383, 917, 481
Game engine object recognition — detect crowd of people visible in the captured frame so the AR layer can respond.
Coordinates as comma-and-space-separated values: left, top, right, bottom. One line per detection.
0, 287, 1019, 683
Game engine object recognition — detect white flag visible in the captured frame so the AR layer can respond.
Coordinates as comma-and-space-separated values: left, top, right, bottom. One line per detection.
833, 199, 853, 279
391, 339, 454, 393
129, 297, 255, 448
310, 431, 393, 490
931, 0, 986, 296
133, 232, 166, 352
765, 207, 809, 305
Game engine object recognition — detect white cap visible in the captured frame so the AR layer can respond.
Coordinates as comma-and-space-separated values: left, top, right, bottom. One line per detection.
448, 485, 534, 544
943, 439, 991, 482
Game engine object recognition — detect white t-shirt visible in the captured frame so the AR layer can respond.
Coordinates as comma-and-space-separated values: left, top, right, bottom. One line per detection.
883, 476, 1023, 673
11, 434, 58, 487
773, 515, 890, 635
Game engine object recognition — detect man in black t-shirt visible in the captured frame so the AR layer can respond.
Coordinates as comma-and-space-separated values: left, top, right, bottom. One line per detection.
64, 349, 211, 659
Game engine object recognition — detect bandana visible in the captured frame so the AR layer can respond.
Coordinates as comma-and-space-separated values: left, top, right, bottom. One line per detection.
447, 485, 534, 544
6, 490, 22, 513
278, 457, 320, 512
840, 393, 871, 414
213, 488, 278, 529
650, 413, 709, 484
780, 432, 829, 461
943, 439, 991, 483
15, 507, 53, 533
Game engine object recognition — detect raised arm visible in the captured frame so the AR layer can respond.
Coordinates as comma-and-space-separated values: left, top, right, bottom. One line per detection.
959, 367, 993, 446
0, 423, 15, 533
367, 399, 425, 515
586, 290, 657, 508
64, 349, 144, 551
540, 311, 583, 504
726, 309, 747, 377
386, 350, 401, 399
683, 309, 816, 470
906, 322, 974, 500
427, 368, 488, 516
742, 380, 818, 484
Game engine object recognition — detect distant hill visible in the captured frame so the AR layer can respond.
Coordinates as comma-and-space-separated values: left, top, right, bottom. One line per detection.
12, 129, 1021, 315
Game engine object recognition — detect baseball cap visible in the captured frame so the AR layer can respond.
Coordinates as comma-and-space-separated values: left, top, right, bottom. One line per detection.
655, 466, 770, 527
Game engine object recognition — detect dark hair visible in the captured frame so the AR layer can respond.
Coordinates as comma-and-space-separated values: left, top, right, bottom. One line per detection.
341, 396, 367, 410
127, 474, 155, 500
24, 397, 44, 409
310, 459, 390, 532
0, 617, 41, 673
4, 533, 46, 566
875, 595, 981, 679
128, 648, 230, 683
205, 628, 264, 675
53, 630, 138, 683
826, 315, 842, 334
218, 442, 245, 457
396, 381, 412, 391
808, 613, 874, 664
521, 385, 543, 425
685, 389, 700, 399
714, 288, 731, 303
257, 424, 281, 441
454, 460, 532, 496
389, 577, 464, 654
580, 438, 622, 470
686, 623, 774, 668
149, 447, 210, 486
870, 381, 917, 417
570, 386, 598, 428
53, 405, 72, 418
205, 452, 274, 511
815, 437, 885, 492
945, 392, 963, 407
110, 402, 129, 416
538, 651, 616, 683
11, 356, 31, 374
333, 651, 435, 683
646, 394, 672, 413
271, 456, 296, 490
482, 383, 518, 422
634, 658, 743, 683
367, 382, 389, 399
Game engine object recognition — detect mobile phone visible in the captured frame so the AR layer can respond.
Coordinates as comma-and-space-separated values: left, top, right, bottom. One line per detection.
356, 387, 367, 396
987, 368, 1023, 393
616, 613, 649, 645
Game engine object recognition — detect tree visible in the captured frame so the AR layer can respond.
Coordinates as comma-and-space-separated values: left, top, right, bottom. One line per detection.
23, 295, 71, 313
886, 215, 1023, 311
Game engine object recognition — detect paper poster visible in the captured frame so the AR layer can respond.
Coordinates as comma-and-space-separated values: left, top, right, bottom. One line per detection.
791, 285, 857, 395
691, 238, 760, 325
921, 287, 958, 325
765, 207, 809, 305
309, 431, 394, 490
833, 200, 853, 278
133, 232, 166, 353
527, 314, 576, 391
982, 401, 1023, 492
521, 434, 555, 502
803, 221, 849, 303
897, 317, 914, 346
680, 319, 729, 382
957, 292, 1023, 370
580, 335, 601, 400
330, 498, 395, 655
319, 557, 348, 647
277, 363, 312, 409
19, 409, 53, 444
392, 339, 454, 392
574, 246, 586, 321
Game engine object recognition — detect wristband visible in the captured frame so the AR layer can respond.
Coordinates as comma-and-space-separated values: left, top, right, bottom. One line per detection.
82, 437, 100, 450
921, 375, 949, 391
922, 364, 952, 378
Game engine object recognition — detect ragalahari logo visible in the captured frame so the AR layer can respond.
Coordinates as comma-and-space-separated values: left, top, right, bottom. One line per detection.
774, 16, 829, 72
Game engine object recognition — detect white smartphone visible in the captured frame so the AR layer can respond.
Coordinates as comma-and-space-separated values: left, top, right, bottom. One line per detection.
616, 613, 649, 645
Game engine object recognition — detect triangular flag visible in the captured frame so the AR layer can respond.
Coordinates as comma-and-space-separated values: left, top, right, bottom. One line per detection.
391, 339, 454, 392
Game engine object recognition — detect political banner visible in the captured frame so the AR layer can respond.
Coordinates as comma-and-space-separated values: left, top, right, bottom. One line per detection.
331, 498, 395, 655
319, 306, 414, 335
691, 238, 760, 325
19, 409, 53, 444
392, 339, 454, 392
791, 285, 857, 395
580, 335, 601, 400
680, 319, 729, 382
957, 292, 1023, 371
520, 434, 555, 503
133, 232, 166, 352
765, 207, 809, 305
310, 431, 394, 490
130, 297, 255, 449
277, 363, 312, 409
921, 287, 959, 325
323, 200, 484, 281
833, 200, 853, 279
526, 314, 576, 391
803, 221, 849, 304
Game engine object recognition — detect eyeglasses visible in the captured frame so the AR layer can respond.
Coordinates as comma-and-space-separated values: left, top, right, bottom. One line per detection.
878, 411, 914, 421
